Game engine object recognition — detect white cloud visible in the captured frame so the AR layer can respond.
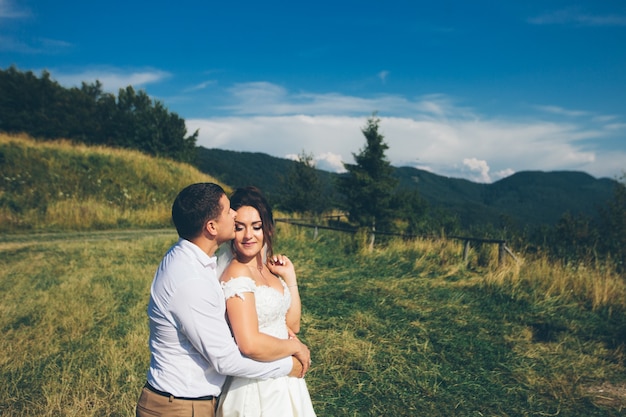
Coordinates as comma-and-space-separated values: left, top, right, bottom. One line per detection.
528, 7, 626, 27
0, 0, 29, 19
463, 158, 492, 183
494, 168, 516, 180
183, 80, 217, 93
51, 68, 171, 92
0, 35, 72, 54
0, 35, 33, 52
0, 1, 72, 55
535, 105, 590, 117
605, 123, 626, 131
189, 115, 621, 183
187, 115, 364, 160
378, 70, 390, 84
221, 82, 461, 118
315, 152, 346, 173
185, 83, 625, 182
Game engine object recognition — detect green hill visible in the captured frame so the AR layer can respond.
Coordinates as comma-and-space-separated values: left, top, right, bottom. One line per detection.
195, 147, 619, 230
0, 134, 224, 232
195, 147, 337, 205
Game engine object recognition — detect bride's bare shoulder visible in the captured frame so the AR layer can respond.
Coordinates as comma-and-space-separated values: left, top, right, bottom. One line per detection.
220, 261, 250, 283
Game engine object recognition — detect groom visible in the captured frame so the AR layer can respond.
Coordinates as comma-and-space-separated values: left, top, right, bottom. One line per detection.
136, 183, 310, 417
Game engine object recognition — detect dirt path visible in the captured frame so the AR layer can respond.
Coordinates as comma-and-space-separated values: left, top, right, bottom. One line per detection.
0, 228, 176, 251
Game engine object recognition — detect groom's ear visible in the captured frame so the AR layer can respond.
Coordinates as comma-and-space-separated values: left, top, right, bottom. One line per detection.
205, 219, 218, 237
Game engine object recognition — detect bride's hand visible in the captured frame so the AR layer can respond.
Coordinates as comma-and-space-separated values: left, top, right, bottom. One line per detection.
267, 254, 297, 286
287, 327, 299, 340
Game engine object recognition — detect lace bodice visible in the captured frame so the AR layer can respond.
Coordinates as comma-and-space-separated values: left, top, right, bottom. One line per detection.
221, 277, 291, 339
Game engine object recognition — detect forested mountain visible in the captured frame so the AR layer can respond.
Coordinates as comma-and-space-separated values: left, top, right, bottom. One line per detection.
394, 167, 617, 229
196, 147, 619, 230
195, 147, 338, 205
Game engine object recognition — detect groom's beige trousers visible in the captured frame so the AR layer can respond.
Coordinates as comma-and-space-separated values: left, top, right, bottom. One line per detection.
136, 386, 217, 417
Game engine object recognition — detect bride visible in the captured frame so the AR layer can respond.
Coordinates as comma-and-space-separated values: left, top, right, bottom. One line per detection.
216, 186, 316, 417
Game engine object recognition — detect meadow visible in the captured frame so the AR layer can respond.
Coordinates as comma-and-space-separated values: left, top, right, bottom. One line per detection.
1, 134, 625, 416
0, 225, 625, 416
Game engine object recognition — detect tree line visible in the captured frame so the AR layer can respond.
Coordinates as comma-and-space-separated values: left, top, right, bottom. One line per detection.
0, 66, 197, 162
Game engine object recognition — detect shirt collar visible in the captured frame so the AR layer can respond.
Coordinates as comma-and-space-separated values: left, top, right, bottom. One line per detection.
178, 238, 217, 271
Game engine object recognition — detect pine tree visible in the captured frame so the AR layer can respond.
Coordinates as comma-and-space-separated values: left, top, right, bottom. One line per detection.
280, 151, 327, 215
338, 114, 398, 231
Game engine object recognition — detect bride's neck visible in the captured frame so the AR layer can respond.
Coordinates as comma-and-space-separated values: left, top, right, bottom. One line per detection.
236, 252, 263, 269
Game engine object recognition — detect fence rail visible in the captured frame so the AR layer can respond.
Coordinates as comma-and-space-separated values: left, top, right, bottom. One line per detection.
275, 217, 519, 267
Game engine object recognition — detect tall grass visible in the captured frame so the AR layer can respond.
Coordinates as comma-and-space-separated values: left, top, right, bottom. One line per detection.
281, 225, 626, 416
481, 252, 626, 311
2, 134, 624, 416
0, 231, 174, 416
0, 133, 225, 231
1, 223, 624, 416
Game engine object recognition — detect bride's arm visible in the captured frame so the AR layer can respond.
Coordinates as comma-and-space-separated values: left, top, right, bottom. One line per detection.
221, 264, 309, 368
225, 292, 307, 363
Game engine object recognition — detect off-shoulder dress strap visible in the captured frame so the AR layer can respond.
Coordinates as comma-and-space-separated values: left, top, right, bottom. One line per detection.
221, 276, 256, 300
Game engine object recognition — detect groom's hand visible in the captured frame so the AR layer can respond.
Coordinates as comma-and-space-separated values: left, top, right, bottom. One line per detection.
288, 341, 311, 377
289, 357, 304, 378
294, 340, 310, 374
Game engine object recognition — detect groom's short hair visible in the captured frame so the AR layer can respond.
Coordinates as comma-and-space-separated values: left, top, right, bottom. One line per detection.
172, 182, 226, 240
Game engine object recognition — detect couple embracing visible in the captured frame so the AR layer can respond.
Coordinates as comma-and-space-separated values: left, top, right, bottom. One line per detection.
135, 183, 316, 417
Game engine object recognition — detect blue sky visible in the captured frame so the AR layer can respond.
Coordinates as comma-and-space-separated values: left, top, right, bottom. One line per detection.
1, 0, 625, 183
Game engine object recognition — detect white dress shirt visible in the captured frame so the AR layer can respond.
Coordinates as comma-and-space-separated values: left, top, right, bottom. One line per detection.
145, 238, 292, 398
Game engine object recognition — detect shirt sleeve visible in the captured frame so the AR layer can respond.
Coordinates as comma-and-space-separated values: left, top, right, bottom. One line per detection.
169, 276, 293, 379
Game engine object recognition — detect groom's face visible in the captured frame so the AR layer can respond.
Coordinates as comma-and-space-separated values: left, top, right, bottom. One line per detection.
214, 194, 236, 244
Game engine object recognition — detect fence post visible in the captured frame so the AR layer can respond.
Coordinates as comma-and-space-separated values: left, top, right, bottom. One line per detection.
369, 223, 375, 251
498, 242, 506, 267
463, 240, 470, 263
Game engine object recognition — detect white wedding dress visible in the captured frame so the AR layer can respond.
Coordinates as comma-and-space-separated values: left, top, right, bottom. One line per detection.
216, 276, 316, 417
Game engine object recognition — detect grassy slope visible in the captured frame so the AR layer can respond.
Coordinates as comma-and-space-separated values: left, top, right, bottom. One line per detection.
1, 134, 624, 416
0, 134, 226, 231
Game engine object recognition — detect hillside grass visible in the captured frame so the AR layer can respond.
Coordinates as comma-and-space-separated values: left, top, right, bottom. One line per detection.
0, 133, 226, 232
1, 133, 625, 416
0, 227, 624, 416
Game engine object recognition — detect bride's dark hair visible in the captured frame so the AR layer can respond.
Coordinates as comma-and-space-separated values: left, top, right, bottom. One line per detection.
230, 186, 275, 257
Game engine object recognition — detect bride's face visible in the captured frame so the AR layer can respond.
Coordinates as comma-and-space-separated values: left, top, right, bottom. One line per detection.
233, 205, 264, 258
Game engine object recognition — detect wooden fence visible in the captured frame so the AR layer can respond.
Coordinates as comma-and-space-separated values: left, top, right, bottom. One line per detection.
275, 217, 519, 267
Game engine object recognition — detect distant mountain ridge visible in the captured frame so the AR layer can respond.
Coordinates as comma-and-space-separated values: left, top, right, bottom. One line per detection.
394, 167, 616, 228
195, 147, 618, 230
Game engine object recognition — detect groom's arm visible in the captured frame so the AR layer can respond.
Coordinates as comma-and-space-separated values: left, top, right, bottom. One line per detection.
171, 278, 294, 379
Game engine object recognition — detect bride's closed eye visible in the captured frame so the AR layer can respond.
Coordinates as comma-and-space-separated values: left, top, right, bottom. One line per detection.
234, 223, 263, 232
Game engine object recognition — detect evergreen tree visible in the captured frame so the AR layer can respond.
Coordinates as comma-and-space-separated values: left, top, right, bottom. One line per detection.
337, 114, 398, 231
391, 189, 428, 235
280, 151, 327, 215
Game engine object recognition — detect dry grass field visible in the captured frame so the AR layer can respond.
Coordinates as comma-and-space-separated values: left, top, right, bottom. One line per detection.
1, 134, 624, 416
1, 226, 624, 416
